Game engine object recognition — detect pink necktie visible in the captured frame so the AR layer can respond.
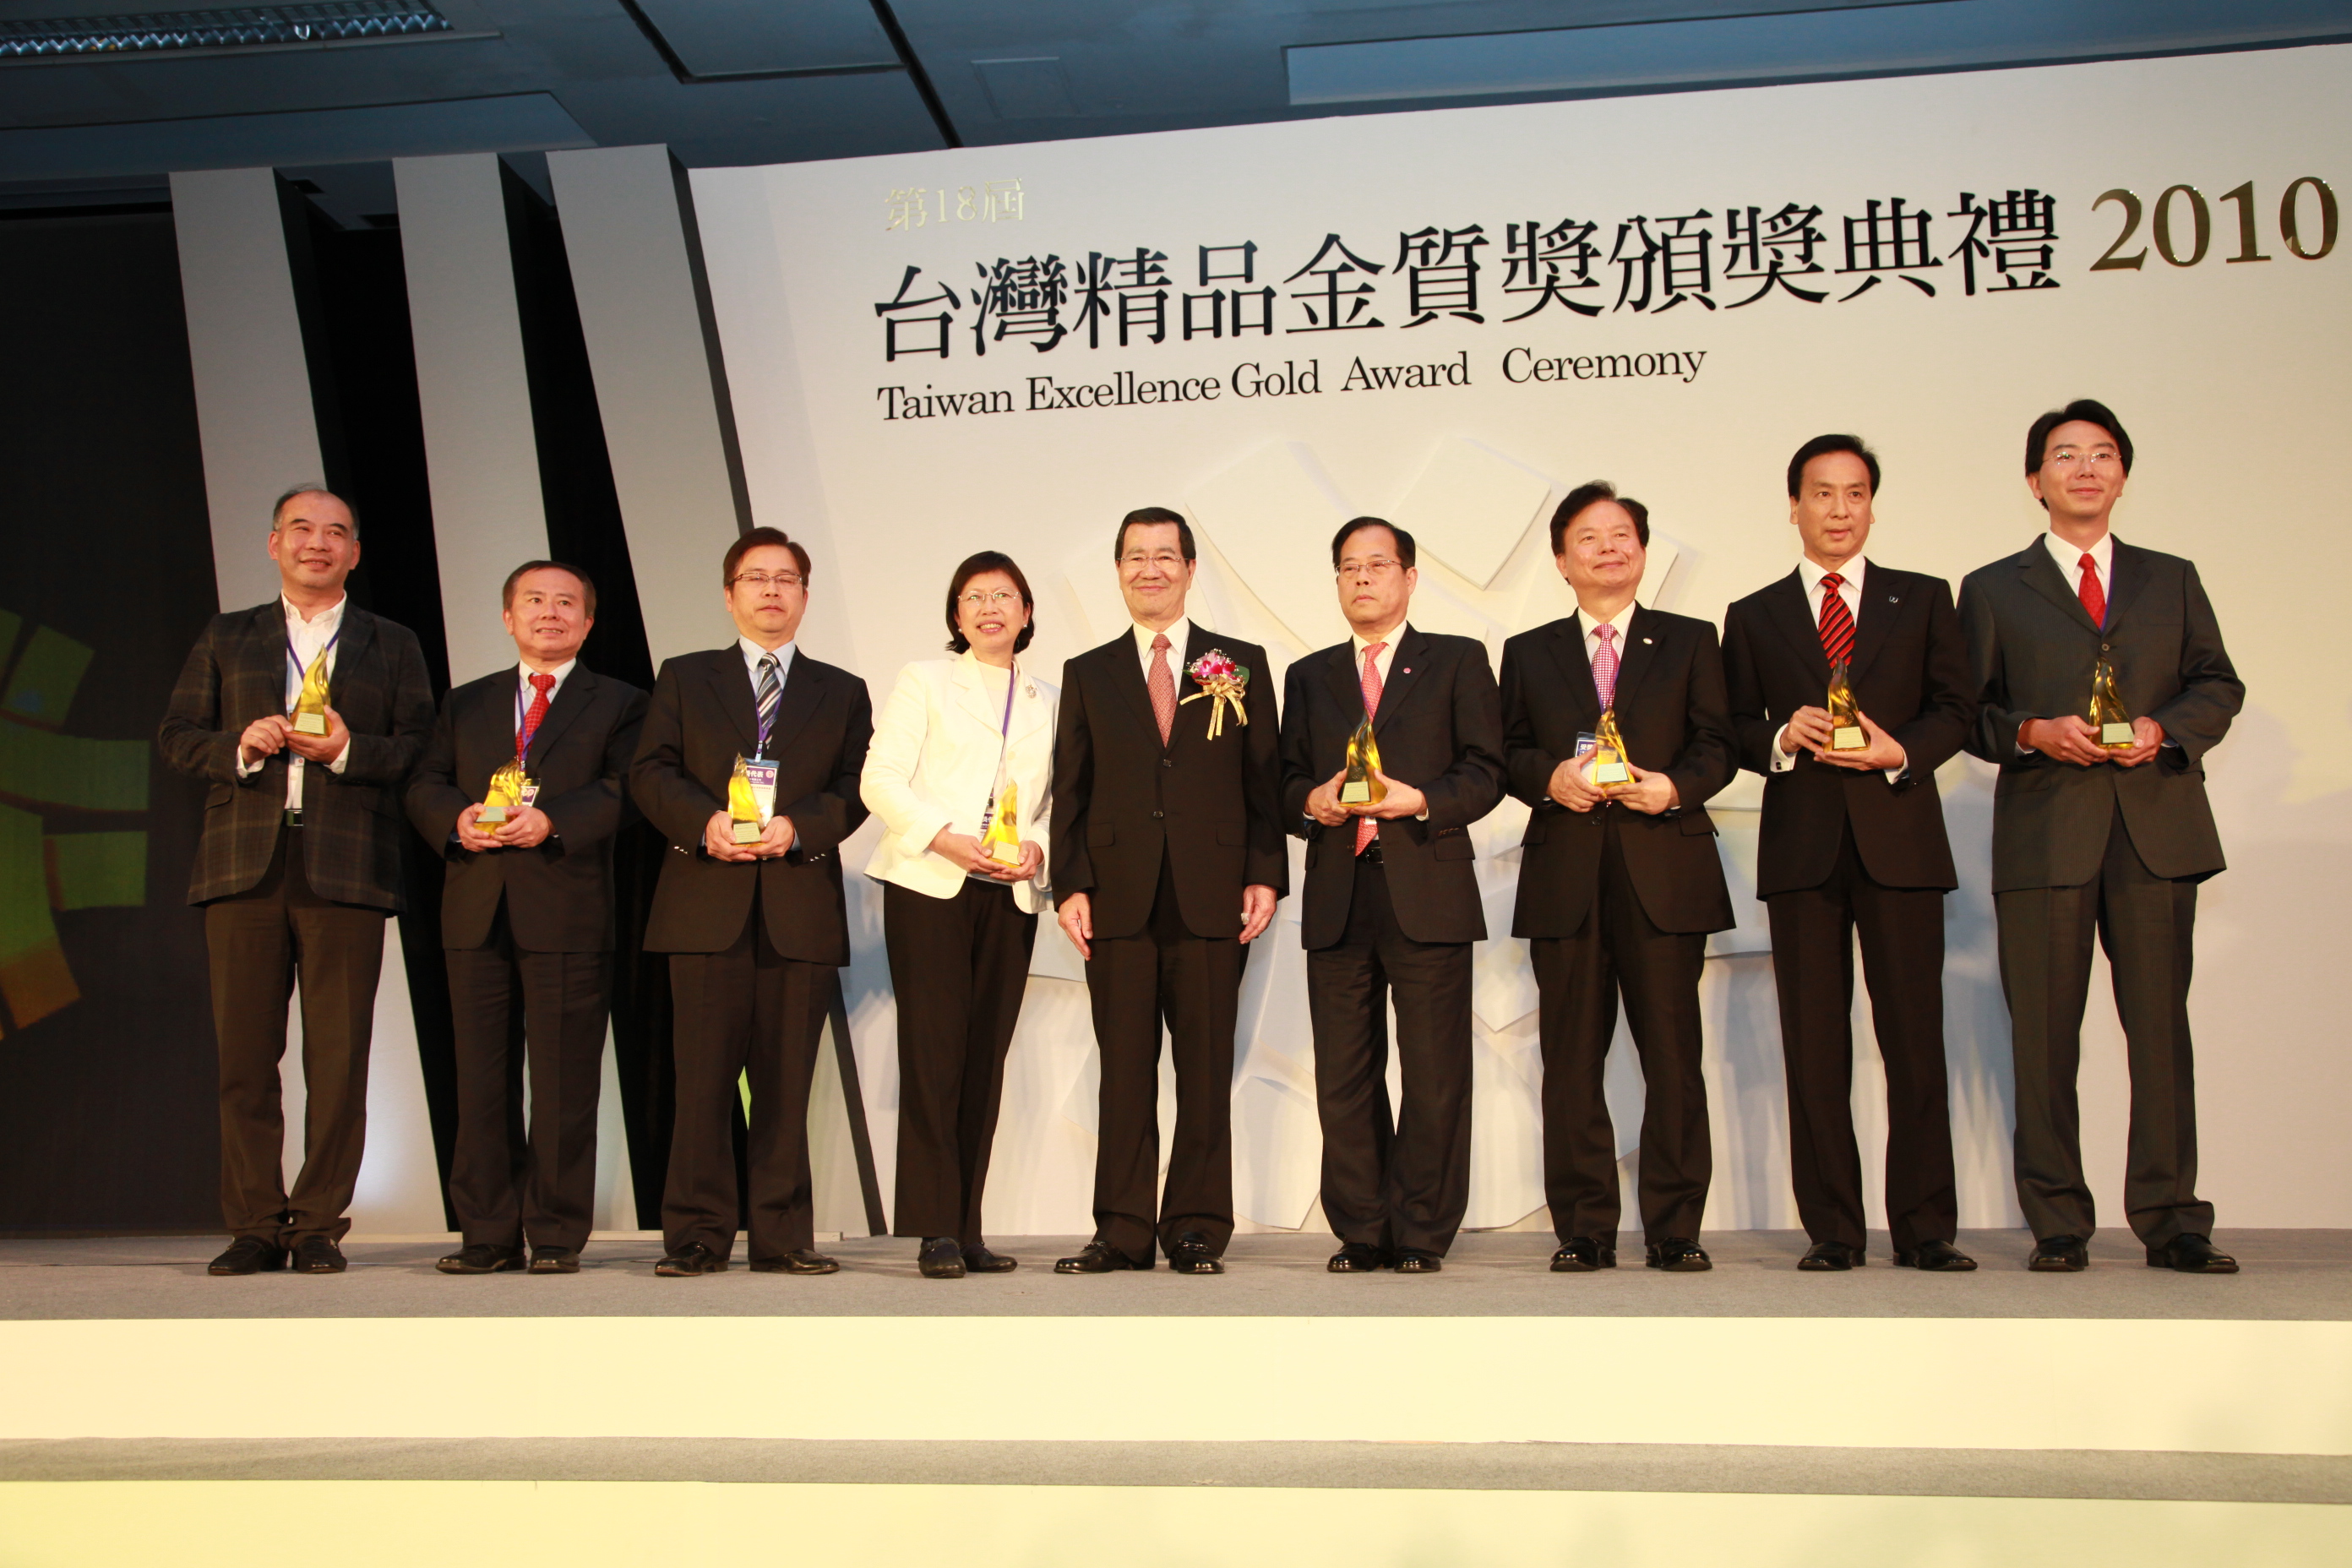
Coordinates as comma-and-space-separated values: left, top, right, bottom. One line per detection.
1355, 642, 1386, 856
1591, 623, 1620, 709
1147, 634, 1175, 746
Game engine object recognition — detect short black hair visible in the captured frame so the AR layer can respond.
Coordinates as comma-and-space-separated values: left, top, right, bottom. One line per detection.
944, 550, 1036, 655
1329, 516, 1415, 570
2026, 399, 2134, 477
724, 525, 812, 585
1549, 481, 1648, 554
1113, 505, 1195, 562
1786, 434, 1881, 498
501, 559, 598, 618
271, 485, 360, 538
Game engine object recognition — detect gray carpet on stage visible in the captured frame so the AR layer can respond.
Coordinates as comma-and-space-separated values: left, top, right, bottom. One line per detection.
3, 1229, 2346, 1321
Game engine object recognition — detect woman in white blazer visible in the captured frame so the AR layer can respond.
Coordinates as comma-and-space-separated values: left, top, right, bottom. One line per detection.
861, 552, 1056, 1278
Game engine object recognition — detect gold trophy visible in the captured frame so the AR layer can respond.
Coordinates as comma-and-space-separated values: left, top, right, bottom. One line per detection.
728, 755, 770, 844
978, 778, 1024, 867
477, 759, 530, 825
2088, 656, 2135, 749
1339, 714, 1386, 807
1590, 706, 1631, 791
1827, 658, 1866, 752
291, 649, 332, 736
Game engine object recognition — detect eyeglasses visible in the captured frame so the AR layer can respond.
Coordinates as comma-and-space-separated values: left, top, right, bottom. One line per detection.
1336, 557, 1403, 580
2044, 447, 2122, 472
958, 590, 1021, 609
730, 571, 804, 591
1119, 551, 1187, 571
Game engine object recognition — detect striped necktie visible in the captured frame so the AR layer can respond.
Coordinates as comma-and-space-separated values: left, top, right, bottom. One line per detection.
1817, 574, 1855, 667
755, 654, 781, 754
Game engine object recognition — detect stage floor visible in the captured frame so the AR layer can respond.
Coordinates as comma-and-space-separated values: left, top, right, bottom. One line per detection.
5, 1230, 2348, 1565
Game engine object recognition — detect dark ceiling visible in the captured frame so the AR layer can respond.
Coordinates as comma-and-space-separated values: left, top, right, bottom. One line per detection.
3, 0, 2349, 217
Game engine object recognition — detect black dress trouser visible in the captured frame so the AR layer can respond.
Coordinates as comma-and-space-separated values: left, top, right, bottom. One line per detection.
444, 899, 611, 1253
1765, 825, 1957, 1253
1306, 856, 1474, 1257
885, 877, 1037, 1246
1530, 811, 1712, 1246
1084, 852, 1241, 1264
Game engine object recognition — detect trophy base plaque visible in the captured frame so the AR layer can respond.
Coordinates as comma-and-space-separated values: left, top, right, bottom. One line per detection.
477, 806, 509, 825
1592, 760, 1631, 787
1831, 727, 1866, 751
2099, 722, 2136, 747
987, 842, 1022, 866
292, 713, 329, 736
732, 820, 764, 844
1339, 781, 1372, 805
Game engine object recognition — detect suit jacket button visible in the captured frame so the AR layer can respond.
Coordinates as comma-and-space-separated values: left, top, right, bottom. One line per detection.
1152, 809, 1165, 819
1162, 757, 1173, 767
2101, 642, 2111, 651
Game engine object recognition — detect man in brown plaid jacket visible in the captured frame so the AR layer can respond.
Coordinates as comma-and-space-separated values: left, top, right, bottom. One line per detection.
158, 487, 434, 1276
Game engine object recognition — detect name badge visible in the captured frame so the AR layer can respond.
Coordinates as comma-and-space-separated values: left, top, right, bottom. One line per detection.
1574, 732, 1598, 760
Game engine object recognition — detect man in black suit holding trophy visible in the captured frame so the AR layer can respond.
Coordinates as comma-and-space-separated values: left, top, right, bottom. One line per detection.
1723, 436, 1976, 1273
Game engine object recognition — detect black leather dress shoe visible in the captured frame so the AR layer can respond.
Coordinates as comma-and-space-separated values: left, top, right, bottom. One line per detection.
1167, 1233, 1225, 1275
207, 1237, 286, 1276
1644, 1237, 1712, 1271
437, 1244, 524, 1275
749, 1249, 840, 1275
1328, 1242, 1386, 1273
1549, 1237, 1616, 1271
655, 1243, 729, 1277
292, 1236, 347, 1274
1798, 1241, 1866, 1271
528, 1247, 580, 1274
1896, 1239, 1978, 1271
2028, 1235, 2089, 1271
961, 1245, 1019, 1272
2148, 1234, 2239, 1273
918, 1238, 966, 1279
1392, 1249, 1443, 1273
1056, 1240, 1147, 1273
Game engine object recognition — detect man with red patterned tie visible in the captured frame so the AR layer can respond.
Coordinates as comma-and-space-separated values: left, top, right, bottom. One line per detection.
1959, 400, 2244, 1274
406, 562, 645, 1275
1723, 436, 1976, 1273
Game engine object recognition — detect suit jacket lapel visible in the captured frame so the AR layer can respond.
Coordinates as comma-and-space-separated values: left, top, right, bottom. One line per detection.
951, 656, 1003, 735
1608, 606, 1658, 710
705, 651, 760, 754
1766, 569, 1832, 683
1324, 640, 1365, 728
1101, 633, 1162, 743
1846, 569, 1903, 683
525, 667, 596, 766
2104, 539, 2148, 628
1553, 615, 1601, 727
764, 655, 824, 757
332, 607, 377, 701
1372, 625, 1429, 737
2019, 541, 2101, 634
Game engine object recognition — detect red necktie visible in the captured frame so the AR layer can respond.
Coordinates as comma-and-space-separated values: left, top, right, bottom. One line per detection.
2077, 553, 2106, 626
1817, 573, 1854, 667
519, 671, 554, 760
1147, 634, 1175, 746
1355, 642, 1386, 856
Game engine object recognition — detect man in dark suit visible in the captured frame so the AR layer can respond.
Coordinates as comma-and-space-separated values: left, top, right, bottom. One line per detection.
1959, 400, 2244, 1274
628, 526, 872, 1277
1281, 517, 1503, 1273
1500, 482, 1737, 1274
157, 487, 434, 1276
1050, 506, 1286, 1274
1723, 435, 1976, 1273
405, 561, 646, 1276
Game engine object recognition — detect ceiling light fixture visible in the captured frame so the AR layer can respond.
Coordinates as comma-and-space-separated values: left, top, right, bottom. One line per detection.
0, 3, 452, 59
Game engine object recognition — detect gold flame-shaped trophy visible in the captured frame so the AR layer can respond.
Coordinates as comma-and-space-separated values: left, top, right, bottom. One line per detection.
2088, 656, 2136, 750
1827, 657, 1866, 752
1339, 713, 1387, 807
728, 755, 771, 844
978, 776, 1023, 866
477, 758, 530, 825
1590, 706, 1632, 792
291, 649, 332, 736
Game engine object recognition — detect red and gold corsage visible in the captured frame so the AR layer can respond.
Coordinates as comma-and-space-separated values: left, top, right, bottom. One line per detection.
1179, 648, 1251, 738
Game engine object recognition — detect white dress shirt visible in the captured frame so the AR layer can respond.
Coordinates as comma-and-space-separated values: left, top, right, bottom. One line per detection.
1575, 601, 1636, 672
1131, 616, 1191, 682
238, 594, 351, 808
1767, 556, 1904, 781
2044, 530, 2114, 611
514, 657, 578, 724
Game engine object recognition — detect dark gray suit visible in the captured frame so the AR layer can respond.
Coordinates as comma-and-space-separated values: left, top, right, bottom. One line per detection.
1957, 536, 2242, 1247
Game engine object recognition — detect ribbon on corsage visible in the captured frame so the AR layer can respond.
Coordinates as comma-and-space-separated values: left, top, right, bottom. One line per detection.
1179, 648, 1251, 739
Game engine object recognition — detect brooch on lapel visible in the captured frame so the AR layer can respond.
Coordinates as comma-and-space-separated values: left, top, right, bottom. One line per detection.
1179, 649, 1250, 738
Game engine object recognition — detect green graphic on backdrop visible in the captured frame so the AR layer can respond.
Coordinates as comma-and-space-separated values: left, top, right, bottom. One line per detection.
0, 611, 150, 1037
